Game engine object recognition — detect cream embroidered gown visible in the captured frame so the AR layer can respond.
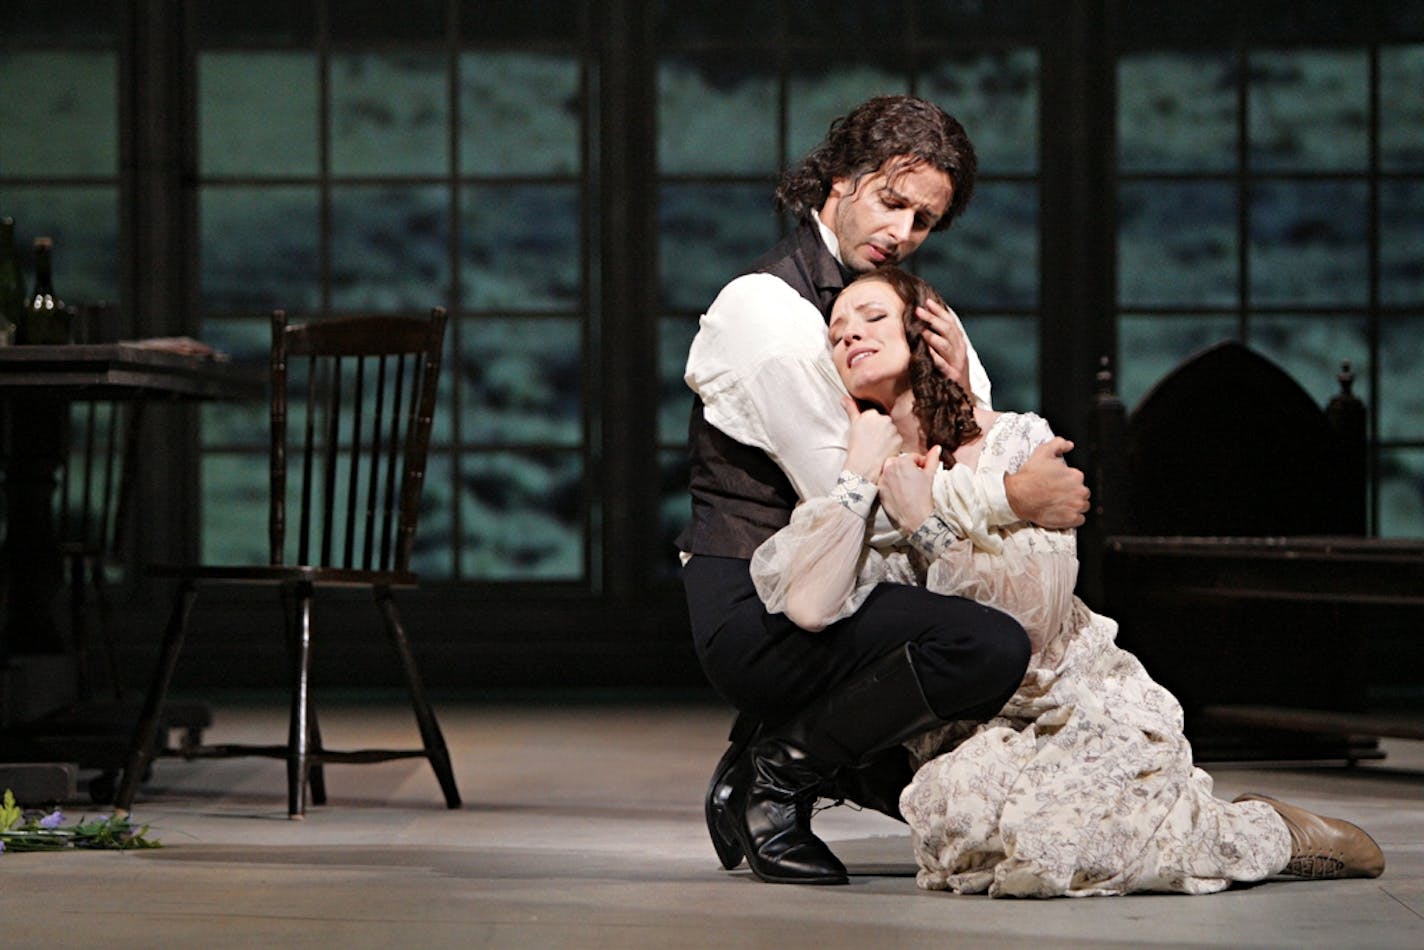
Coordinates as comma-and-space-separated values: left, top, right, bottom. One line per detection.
750, 411, 1290, 897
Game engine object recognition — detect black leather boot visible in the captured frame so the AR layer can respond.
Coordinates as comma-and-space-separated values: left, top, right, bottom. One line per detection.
725, 644, 944, 885
707, 729, 912, 870
830, 746, 916, 822
723, 736, 847, 883
705, 715, 758, 870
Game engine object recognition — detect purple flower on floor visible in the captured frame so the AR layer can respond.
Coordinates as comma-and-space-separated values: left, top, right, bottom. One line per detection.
1, 789, 159, 853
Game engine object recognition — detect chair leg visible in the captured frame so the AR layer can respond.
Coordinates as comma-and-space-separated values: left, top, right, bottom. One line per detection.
375, 587, 461, 809
305, 706, 327, 806
286, 581, 315, 819
116, 579, 198, 815
282, 583, 325, 808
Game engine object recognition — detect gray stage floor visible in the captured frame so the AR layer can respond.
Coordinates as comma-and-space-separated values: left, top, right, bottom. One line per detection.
6, 696, 1422, 949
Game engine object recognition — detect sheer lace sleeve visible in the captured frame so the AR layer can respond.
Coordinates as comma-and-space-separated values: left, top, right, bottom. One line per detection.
750, 471, 892, 632
926, 535, 1078, 659
925, 414, 1079, 659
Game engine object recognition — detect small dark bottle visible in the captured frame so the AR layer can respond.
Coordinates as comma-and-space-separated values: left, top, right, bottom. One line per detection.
18, 235, 70, 344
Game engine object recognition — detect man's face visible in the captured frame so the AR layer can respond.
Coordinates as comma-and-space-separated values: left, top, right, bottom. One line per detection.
818, 159, 954, 273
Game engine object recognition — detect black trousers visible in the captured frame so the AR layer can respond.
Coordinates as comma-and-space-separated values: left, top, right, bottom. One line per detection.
683, 554, 1030, 730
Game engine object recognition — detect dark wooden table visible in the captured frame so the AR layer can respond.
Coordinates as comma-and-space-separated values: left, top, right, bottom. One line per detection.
0, 343, 263, 656
0, 343, 261, 798
0, 341, 263, 400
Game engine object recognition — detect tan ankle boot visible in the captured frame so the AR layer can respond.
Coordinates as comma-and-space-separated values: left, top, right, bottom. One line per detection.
1234, 793, 1385, 879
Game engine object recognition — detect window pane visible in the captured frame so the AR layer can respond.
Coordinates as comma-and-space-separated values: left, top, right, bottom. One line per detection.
201, 186, 320, 310
787, 63, 908, 161
1249, 180, 1368, 305
460, 52, 581, 176
330, 54, 448, 177
1381, 45, 1424, 172
959, 315, 1038, 414
1250, 314, 1369, 409
1382, 180, 1424, 306
1117, 316, 1238, 410
1248, 50, 1368, 172
1117, 52, 1236, 174
1379, 316, 1424, 442
0, 52, 116, 176
458, 316, 581, 446
658, 55, 778, 175
461, 184, 580, 310
330, 185, 451, 310
0, 186, 118, 303
916, 182, 1038, 309
659, 315, 698, 444
199, 319, 270, 449
199, 316, 272, 373
1378, 448, 1424, 539
202, 452, 270, 564
200, 52, 318, 177
459, 450, 583, 580
430, 350, 457, 446
416, 450, 456, 579
658, 184, 779, 312
1118, 182, 1238, 308
920, 51, 1039, 176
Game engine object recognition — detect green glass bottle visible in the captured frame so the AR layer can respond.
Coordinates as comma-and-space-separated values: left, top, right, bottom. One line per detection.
0, 216, 25, 345
18, 235, 70, 345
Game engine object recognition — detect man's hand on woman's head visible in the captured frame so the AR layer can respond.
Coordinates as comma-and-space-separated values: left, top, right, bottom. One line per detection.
1003, 437, 1091, 529
842, 397, 902, 482
916, 297, 970, 392
878, 445, 942, 533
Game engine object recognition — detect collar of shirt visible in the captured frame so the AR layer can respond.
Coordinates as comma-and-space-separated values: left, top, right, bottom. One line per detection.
815, 215, 843, 267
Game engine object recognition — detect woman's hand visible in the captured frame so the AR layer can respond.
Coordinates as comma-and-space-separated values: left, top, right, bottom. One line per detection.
916, 298, 970, 392
842, 397, 902, 481
878, 445, 942, 532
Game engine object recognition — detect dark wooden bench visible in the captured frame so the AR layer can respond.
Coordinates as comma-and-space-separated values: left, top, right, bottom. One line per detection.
1084, 341, 1424, 763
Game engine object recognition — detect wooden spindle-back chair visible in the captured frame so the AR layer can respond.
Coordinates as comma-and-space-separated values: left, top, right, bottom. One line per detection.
116, 307, 460, 817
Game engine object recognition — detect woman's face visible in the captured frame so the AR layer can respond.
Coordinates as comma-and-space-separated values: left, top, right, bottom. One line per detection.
828, 278, 912, 406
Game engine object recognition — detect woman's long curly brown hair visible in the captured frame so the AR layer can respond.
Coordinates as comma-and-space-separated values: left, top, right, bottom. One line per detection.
847, 267, 980, 463
776, 96, 977, 231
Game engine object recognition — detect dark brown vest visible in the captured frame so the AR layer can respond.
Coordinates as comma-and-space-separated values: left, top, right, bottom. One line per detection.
676, 221, 852, 558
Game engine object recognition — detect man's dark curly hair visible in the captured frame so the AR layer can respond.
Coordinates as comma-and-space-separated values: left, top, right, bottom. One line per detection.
846, 266, 980, 464
776, 95, 977, 230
